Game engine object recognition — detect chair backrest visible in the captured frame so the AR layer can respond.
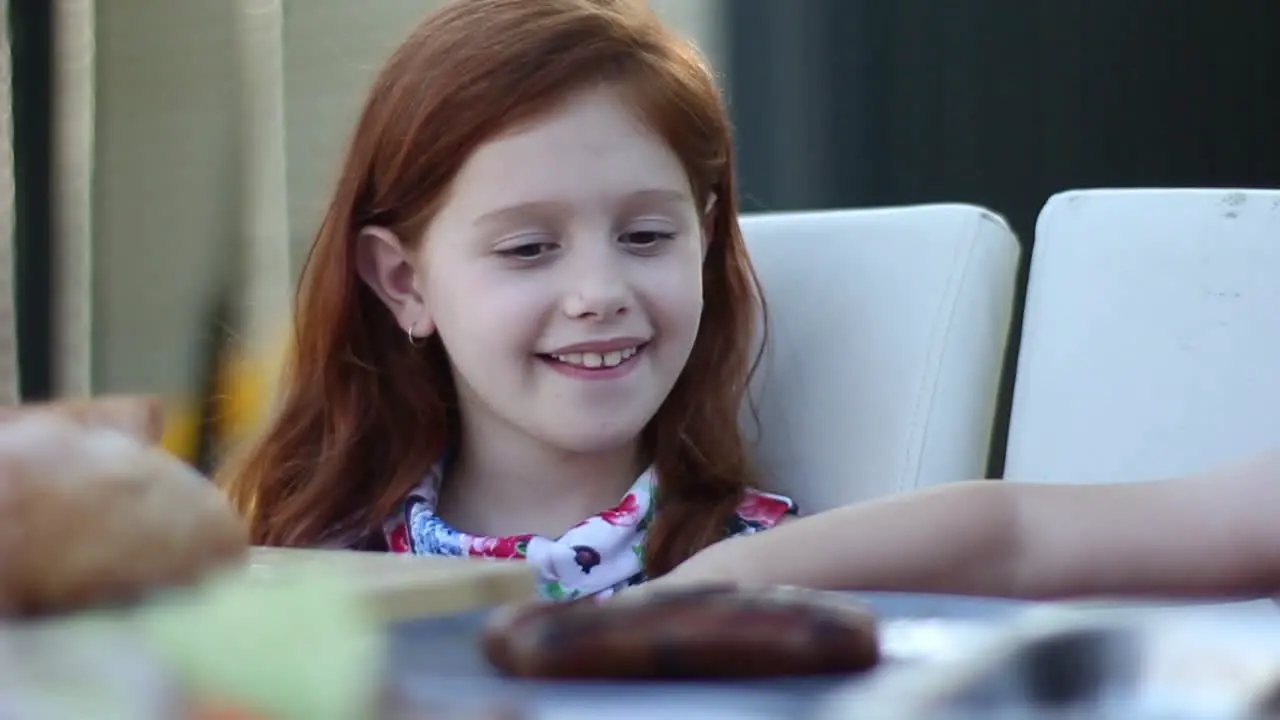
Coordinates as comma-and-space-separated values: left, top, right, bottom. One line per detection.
740, 204, 1021, 512
1004, 188, 1280, 483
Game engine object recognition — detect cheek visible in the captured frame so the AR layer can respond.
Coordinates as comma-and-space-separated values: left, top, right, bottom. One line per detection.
643, 254, 704, 339
428, 268, 547, 354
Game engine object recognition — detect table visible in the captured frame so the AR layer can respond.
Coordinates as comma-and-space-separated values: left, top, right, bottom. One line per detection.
241, 550, 1280, 717
243, 547, 537, 622
386, 592, 1032, 719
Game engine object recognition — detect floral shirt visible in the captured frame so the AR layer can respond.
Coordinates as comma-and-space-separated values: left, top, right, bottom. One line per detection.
377, 466, 797, 601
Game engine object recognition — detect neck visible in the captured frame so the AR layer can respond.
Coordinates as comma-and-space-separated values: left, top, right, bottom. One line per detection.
438, 416, 645, 539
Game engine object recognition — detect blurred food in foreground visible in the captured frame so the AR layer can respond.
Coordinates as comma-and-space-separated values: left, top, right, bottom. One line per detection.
0, 395, 166, 445
139, 569, 384, 720
0, 408, 389, 719
0, 569, 385, 720
0, 410, 249, 616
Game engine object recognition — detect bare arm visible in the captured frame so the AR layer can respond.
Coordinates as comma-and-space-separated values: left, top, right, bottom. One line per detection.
661, 451, 1280, 599
1006, 451, 1280, 598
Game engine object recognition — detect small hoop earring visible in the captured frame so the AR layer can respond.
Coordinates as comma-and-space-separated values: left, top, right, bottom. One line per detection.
406, 322, 424, 347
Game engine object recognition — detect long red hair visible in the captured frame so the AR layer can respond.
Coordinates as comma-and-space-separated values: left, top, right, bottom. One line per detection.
219, 0, 768, 576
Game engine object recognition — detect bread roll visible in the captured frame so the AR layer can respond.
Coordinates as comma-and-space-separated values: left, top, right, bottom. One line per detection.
0, 395, 165, 445
0, 414, 248, 616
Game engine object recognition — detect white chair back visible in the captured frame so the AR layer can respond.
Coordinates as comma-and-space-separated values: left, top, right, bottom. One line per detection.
741, 204, 1021, 512
1005, 188, 1280, 483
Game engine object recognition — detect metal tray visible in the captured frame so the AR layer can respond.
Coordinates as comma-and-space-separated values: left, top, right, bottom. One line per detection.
821, 601, 1280, 720
387, 591, 1031, 719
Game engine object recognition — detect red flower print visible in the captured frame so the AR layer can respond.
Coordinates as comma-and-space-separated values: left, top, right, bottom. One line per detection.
467, 534, 533, 560
736, 491, 793, 527
387, 522, 411, 553
598, 493, 642, 526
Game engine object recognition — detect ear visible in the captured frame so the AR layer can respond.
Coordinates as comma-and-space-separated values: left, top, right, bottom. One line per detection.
354, 226, 434, 338
701, 193, 718, 258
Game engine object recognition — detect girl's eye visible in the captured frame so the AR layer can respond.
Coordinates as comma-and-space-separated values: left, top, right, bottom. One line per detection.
621, 231, 677, 248
498, 242, 556, 260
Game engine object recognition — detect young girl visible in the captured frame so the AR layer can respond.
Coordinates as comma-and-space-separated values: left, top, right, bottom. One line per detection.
219, 0, 797, 600
221, 0, 1280, 605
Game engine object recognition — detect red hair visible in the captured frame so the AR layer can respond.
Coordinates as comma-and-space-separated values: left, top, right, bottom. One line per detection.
219, 0, 768, 576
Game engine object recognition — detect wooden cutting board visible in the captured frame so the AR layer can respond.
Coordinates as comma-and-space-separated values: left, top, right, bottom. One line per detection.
241, 547, 537, 623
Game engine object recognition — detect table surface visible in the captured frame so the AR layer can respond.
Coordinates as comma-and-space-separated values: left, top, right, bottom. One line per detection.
243, 547, 537, 622
386, 592, 1035, 719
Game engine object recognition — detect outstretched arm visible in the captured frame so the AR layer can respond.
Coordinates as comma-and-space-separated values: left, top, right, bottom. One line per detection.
659, 450, 1280, 599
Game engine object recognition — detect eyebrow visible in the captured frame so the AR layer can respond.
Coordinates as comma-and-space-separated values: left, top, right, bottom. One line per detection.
472, 188, 691, 228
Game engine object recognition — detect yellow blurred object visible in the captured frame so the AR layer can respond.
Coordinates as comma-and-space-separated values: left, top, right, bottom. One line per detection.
162, 331, 288, 468
216, 336, 287, 451
161, 404, 202, 462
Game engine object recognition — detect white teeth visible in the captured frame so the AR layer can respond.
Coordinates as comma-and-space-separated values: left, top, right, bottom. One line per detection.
551, 346, 640, 369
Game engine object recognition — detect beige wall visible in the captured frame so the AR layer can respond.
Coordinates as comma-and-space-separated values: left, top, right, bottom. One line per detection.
92, 0, 724, 400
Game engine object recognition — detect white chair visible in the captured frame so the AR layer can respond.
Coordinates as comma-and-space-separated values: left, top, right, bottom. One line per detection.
740, 204, 1022, 513
1004, 188, 1280, 484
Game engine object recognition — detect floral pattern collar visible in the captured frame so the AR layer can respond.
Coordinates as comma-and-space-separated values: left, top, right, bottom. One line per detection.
381, 464, 796, 601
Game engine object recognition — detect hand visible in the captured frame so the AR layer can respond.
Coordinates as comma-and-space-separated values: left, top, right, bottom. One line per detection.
632, 541, 749, 597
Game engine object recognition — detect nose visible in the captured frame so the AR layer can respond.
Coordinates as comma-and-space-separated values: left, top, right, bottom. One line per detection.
560, 247, 630, 321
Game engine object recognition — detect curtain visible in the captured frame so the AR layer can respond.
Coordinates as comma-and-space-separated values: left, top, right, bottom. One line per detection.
0, 0, 19, 405
197, 0, 292, 465
235, 0, 291, 353
52, 0, 94, 397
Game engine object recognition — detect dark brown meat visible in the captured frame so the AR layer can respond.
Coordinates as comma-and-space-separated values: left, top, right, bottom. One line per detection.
482, 584, 880, 680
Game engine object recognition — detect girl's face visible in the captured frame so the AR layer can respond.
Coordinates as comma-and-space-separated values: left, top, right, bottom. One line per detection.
360, 85, 708, 457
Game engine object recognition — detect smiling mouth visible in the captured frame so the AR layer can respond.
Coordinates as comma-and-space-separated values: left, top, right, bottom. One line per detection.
539, 343, 646, 370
